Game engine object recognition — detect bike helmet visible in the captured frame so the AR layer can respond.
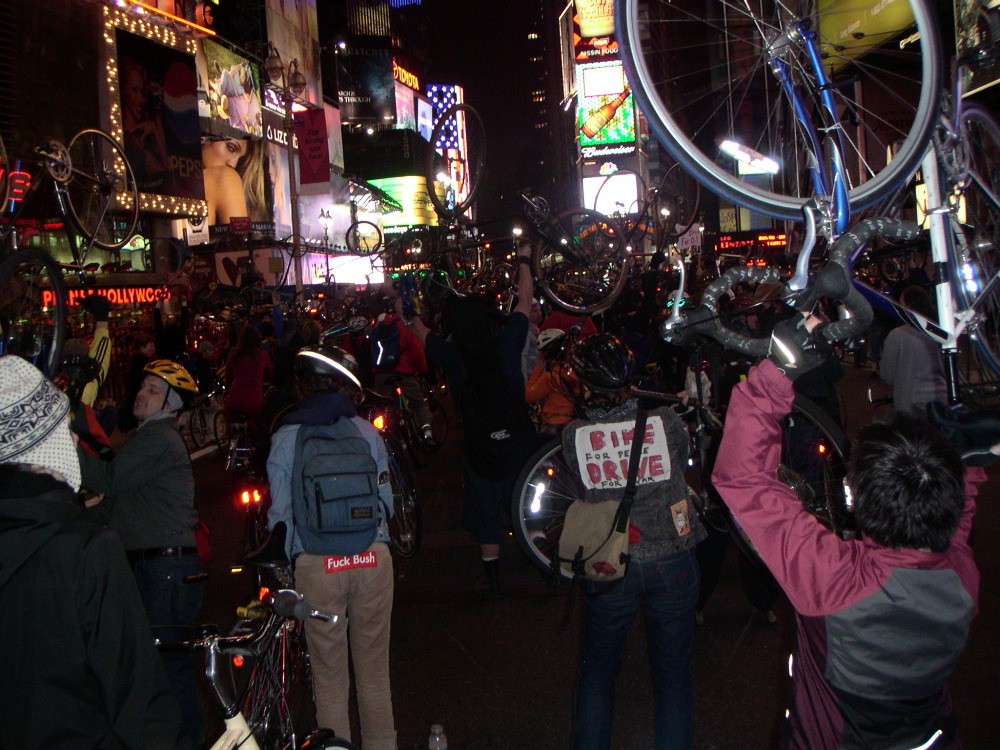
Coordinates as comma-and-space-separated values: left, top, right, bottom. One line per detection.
568, 333, 635, 392
295, 344, 362, 390
537, 328, 566, 351
144, 359, 199, 401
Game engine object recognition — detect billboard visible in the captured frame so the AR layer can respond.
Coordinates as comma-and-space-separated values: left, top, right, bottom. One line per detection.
196, 40, 264, 138
583, 172, 639, 216
330, 46, 396, 123
116, 30, 204, 201
371, 176, 439, 227
265, 0, 322, 107
395, 82, 417, 131
817, 0, 915, 71
576, 61, 636, 154
573, 0, 619, 59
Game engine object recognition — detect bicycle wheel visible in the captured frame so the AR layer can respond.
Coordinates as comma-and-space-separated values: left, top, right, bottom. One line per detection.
239, 620, 308, 747
189, 406, 210, 449
0, 248, 67, 378
386, 438, 422, 559
533, 208, 631, 315
65, 129, 139, 251
614, 0, 943, 221
949, 103, 1000, 377
426, 103, 486, 219
214, 409, 229, 450
0, 129, 8, 214
779, 395, 852, 538
345, 220, 382, 256
659, 161, 701, 238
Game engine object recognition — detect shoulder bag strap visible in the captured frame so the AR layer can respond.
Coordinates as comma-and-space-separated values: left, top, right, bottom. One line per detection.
613, 406, 649, 533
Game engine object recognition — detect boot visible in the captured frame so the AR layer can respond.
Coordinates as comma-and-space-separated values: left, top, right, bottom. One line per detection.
473, 558, 503, 600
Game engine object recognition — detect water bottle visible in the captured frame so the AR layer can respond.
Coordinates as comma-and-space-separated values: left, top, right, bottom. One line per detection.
428, 723, 447, 750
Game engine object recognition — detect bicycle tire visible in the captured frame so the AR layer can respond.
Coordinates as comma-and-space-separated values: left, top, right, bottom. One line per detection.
0, 247, 67, 378
533, 207, 631, 315
345, 220, 382, 256
239, 619, 307, 747
426, 103, 486, 219
949, 103, 1000, 377
65, 129, 139, 250
214, 410, 229, 450
614, 0, 943, 221
386, 438, 422, 559
659, 161, 701, 239
510, 395, 852, 578
189, 406, 210, 449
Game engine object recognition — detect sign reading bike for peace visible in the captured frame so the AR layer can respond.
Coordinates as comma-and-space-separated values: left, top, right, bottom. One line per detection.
574, 416, 671, 490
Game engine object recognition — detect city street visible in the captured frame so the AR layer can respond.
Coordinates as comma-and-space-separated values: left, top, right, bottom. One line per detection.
191, 363, 1000, 750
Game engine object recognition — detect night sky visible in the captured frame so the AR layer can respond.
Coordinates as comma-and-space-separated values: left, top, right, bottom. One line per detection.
424, 0, 539, 223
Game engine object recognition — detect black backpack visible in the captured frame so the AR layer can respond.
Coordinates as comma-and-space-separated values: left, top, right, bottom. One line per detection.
370, 321, 402, 371
290, 418, 384, 556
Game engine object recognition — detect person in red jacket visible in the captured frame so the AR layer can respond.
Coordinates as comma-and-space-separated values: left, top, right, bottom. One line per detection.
713, 312, 999, 749
370, 308, 434, 442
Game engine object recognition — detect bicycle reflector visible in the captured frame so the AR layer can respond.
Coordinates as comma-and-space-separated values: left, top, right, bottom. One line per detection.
232, 655, 245, 669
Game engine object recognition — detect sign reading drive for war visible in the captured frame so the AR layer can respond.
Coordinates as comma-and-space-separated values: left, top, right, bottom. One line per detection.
574, 415, 671, 490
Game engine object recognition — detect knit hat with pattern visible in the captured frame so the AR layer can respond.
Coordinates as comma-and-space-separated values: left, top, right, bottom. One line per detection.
0, 355, 80, 492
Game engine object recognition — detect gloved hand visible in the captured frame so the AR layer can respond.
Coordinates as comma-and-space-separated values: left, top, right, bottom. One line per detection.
767, 313, 834, 380
80, 293, 111, 322
927, 401, 1000, 466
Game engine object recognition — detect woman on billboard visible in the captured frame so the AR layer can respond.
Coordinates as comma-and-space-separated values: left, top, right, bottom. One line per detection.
202, 138, 268, 226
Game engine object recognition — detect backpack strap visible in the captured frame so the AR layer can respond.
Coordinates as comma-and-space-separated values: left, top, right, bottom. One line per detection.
614, 405, 650, 532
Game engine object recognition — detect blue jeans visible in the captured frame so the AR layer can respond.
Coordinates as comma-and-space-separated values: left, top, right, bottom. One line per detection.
134, 553, 205, 750
572, 549, 700, 750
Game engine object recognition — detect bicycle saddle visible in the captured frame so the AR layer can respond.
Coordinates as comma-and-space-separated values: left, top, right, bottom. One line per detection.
243, 521, 291, 568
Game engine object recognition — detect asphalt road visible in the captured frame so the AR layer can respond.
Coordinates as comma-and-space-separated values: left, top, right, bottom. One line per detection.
190, 362, 1000, 750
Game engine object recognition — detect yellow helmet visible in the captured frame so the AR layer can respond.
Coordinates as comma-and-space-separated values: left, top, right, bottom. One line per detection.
144, 359, 199, 395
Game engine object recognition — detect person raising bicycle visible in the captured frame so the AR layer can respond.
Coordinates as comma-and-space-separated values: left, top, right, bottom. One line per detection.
78, 358, 206, 750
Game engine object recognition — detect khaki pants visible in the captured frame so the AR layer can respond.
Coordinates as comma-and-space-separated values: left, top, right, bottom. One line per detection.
295, 542, 396, 750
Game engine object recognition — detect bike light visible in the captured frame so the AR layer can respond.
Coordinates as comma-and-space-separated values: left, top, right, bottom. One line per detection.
259, 586, 270, 601
530, 481, 546, 514
232, 655, 245, 668
545, 466, 555, 477
395, 387, 403, 396
240, 490, 251, 505
818, 443, 827, 455
252, 489, 262, 504
372, 414, 386, 431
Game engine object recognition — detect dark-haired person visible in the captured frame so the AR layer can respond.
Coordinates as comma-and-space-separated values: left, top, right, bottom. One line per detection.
407, 242, 537, 598
266, 345, 396, 750
880, 285, 948, 418
561, 334, 705, 750
79, 359, 205, 750
225, 322, 272, 434
0, 355, 185, 749
713, 312, 997, 750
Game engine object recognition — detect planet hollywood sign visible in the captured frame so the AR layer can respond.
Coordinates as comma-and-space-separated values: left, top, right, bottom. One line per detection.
42, 286, 172, 308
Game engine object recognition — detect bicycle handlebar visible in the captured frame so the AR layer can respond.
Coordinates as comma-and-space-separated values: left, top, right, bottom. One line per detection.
662, 218, 922, 356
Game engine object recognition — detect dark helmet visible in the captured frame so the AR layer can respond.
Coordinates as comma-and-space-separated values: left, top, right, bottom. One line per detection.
568, 333, 635, 392
295, 344, 362, 390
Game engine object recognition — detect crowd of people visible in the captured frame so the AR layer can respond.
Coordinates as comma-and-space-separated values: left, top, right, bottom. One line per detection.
0, 241, 997, 750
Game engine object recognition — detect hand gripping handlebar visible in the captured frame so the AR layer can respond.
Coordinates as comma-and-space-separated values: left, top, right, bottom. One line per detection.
661, 218, 922, 355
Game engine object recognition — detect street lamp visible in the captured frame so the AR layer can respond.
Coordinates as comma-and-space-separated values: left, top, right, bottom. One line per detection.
264, 43, 308, 292
318, 208, 333, 285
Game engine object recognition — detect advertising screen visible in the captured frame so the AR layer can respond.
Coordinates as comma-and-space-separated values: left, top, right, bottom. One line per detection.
576, 61, 635, 150
116, 30, 204, 201
371, 176, 439, 227
304, 253, 384, 285
582, 173, 639, 216
573, 0, 619, 60
955, 0, 1000, 95
395, 82, 416, 130
331, 46, 395, 123
416, 95, 434, 141
817, 0, 915, 71
196, 40, 264, 138
265, 0, 322, 107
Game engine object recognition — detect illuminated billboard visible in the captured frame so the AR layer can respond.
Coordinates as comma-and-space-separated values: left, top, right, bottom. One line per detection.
196, 40, 264, 138
576, 61, 636, 154
573, 0, 619, 60
817, 0, 915, 71
583, 173, 639, 217
304, 253, 384, 285
107, 21, 206, 217
265, 0, 322, 107
371, 176, 439, 227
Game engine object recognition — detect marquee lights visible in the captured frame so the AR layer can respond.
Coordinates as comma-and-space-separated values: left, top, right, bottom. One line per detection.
102, 5, 208, 217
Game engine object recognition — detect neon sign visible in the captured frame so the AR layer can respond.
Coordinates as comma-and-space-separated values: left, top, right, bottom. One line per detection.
1, 161, 32, 212
42, 286, 172, 309
392, 58, 420, 91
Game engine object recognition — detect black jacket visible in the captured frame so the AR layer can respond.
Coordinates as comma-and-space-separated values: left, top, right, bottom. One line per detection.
0, 466, 184, 749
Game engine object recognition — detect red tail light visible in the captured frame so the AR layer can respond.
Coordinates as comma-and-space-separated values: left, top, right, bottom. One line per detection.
232, 655, 245, 668
372, 414, 386, 431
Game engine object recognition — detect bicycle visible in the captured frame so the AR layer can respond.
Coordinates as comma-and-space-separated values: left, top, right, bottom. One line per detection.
156, 525, 357, 750
0, 129, 139, 375
615, 0, 1000, 403
357, 393, 423, 559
